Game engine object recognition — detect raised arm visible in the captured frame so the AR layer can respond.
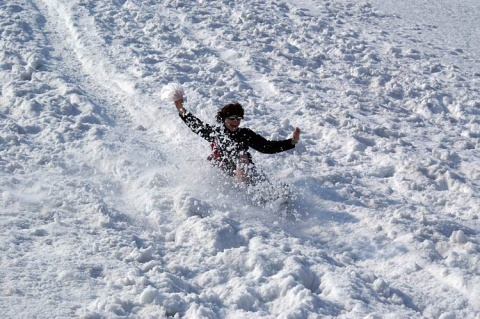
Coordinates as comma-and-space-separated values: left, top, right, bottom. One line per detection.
172, 92, 215, 142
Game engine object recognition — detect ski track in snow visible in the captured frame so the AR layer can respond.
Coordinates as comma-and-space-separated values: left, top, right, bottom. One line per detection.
1, 0, 479, 318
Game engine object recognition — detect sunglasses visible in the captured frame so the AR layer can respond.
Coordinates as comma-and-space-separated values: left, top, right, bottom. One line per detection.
226, 116, 243, 121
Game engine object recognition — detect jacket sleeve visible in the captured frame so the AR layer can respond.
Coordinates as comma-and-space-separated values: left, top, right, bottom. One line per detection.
179, 112, 216, 142
244, 128, 295, 154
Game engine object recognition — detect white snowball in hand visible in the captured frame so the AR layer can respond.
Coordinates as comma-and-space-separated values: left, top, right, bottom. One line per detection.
161, 83, 185, 101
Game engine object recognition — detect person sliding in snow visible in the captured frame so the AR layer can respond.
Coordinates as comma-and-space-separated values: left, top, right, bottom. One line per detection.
172, 90, 300, 185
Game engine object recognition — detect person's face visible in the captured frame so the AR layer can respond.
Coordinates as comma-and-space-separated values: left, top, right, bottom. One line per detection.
224, 115, 243, 131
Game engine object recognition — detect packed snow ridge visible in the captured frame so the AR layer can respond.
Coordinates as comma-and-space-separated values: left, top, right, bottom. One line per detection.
1, 0, 479, 318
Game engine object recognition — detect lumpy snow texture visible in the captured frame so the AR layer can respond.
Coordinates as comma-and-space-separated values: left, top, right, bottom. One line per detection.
1, 0, 479, 318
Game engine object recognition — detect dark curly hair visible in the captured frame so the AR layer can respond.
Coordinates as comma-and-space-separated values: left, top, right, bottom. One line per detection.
216, 103, 244, 123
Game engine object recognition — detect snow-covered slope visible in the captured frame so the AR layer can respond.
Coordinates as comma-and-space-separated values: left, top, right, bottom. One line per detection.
1, 0, 479, 318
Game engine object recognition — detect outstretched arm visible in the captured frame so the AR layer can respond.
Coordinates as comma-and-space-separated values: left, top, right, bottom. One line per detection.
246, 127, 300, 154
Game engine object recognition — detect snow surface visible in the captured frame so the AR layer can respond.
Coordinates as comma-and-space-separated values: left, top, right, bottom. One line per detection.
1, 0, 480, 318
